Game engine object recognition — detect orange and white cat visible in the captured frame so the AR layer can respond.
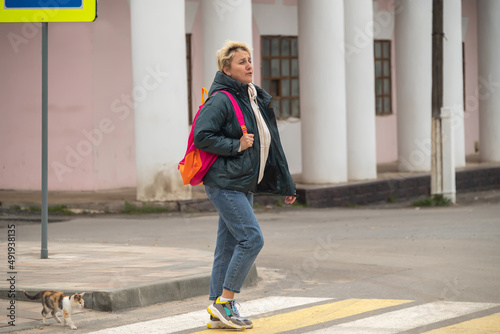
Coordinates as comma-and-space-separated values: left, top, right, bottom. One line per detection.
24, 290, 85, 330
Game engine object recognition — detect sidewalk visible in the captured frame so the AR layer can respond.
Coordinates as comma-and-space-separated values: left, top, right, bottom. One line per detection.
0, 240, 258, 331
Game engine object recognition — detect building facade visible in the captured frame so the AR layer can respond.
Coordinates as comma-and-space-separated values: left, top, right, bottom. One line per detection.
0, 0, 498, 201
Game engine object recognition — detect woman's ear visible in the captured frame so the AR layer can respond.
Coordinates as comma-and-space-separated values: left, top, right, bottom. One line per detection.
223, 66, 231, 77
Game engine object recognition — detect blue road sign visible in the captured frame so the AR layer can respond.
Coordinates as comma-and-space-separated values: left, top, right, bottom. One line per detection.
4, 0, 83, 8
0, 0, 96, 22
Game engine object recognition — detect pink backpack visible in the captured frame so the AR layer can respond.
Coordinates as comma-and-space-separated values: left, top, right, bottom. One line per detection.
179, 89, 247, 186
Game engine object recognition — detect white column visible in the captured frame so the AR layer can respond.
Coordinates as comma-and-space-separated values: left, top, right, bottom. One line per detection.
441, 107, 456, 203
202, 0, 253, 87
443, 0, 465, 167
130, 0, 191, 201
298, 0, 347, 183
395, 0, 433, 172
344, 0, 377, 181
478, 0, 500, 162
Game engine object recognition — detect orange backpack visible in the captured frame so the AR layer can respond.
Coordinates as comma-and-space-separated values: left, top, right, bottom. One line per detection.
178, 88, 247, 186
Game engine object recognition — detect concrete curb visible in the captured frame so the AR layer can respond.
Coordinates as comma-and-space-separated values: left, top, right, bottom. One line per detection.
297, 165, 500, 207
1, 264, 259, 312
91, 273, 212, 312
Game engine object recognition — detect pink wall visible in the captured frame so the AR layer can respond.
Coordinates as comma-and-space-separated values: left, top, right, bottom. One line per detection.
90, 0, 136, 189
0, 22, 94, 190
462, 0, 480, 156
0, 22, 43, 188
47, 23, 95, 190
0, 0, 135, 191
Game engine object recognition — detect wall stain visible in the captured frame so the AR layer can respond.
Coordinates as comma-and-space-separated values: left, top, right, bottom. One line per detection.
140, 164, 191, 201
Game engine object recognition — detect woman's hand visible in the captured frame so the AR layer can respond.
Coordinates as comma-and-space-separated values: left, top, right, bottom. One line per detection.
240, 133, 254, 151
285, 195, 296, 205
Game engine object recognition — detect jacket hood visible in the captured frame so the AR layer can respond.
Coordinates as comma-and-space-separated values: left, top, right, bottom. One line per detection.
208, 71, 272, 105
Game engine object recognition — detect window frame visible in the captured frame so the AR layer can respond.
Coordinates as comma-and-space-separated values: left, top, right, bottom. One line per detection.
374, 39, 393, 115
261, 35, 300, 119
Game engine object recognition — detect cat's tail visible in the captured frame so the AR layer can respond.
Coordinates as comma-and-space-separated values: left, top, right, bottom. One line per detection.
23, 291, 44, 300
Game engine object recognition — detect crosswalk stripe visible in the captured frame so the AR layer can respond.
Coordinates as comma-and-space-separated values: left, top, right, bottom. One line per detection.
191, 299, 412, 334
422, 312, 500, 333
308, 301, 500, 333
87, 296, 331, 334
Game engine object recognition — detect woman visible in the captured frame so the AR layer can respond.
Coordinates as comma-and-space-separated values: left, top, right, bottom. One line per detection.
194, 40, 296, 330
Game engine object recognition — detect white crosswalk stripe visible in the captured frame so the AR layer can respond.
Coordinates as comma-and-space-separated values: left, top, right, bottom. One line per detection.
87, 296, 332, 334
88, 297, 499, 334
308, 301, 500, 334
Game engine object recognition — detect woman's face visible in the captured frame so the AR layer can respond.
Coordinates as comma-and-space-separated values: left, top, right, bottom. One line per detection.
224, 50, 253, 84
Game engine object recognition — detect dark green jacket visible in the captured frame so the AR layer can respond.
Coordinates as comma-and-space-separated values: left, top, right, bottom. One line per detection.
193, 72, 295, 196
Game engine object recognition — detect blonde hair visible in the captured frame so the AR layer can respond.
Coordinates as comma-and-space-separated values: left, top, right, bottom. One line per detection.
216, 40, 252, 73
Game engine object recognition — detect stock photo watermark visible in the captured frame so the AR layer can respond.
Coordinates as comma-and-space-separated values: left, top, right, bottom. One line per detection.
51, 65, 169, 182
6, 0, 78, 53
6, 224, 17, 327
213, 0, 245, 21
284, 234, 339, 285
343, 1, 403, 63
381, 71, 499, 191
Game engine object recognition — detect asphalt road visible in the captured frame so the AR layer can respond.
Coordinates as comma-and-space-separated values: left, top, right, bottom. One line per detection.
4, 191, 500, 333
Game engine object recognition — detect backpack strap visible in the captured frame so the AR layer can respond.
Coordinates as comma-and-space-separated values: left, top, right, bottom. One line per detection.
216, 90, 248, 135
201, 87, 209, 104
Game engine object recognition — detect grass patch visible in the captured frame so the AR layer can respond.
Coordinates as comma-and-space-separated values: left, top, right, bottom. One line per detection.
387, 195, 396, 203
28, 205, 41, 212
252, 202, 261, 209
48, 205, 74, 215
292, 200, 308, 208
122, 201, 169, 214
412, 195, 451, 207
275, 199, 283, 207
25, 205, 75, 215
6, 204, 74, 215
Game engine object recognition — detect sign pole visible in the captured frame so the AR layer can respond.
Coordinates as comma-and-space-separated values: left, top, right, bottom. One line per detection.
41, 22, 49, 259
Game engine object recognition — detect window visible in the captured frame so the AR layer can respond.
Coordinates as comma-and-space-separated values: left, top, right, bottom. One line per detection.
261, 36, 300, 119
374, 40, 392, 115
186, 34, 193, 124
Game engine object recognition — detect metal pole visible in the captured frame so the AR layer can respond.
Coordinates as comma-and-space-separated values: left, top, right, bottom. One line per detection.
431, 0, 444, 197
41, 22, 48, 259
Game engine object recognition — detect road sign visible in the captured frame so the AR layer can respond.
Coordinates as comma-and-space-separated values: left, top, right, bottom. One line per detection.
0, 0, 97, 22
1, 1, 98, 258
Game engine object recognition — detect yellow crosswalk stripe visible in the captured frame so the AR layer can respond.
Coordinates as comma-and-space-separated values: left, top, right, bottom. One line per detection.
191, 298, 412, 334
422, 312, 500, 334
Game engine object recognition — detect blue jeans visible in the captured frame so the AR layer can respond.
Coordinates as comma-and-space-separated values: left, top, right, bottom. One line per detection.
205, 185, 264, 300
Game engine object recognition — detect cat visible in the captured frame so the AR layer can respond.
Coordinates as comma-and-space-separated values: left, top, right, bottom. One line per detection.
23, 290, 85, 330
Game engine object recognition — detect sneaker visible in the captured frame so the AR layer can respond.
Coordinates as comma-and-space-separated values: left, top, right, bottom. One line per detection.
207, 297, 246, 329
207, 313, 254, 330
206, 315, 232, 329
228, 300, 253, 329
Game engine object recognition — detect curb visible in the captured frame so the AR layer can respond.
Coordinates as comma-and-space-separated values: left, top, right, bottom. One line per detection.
1, 264, 258, 312
297, 165, 500, 207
